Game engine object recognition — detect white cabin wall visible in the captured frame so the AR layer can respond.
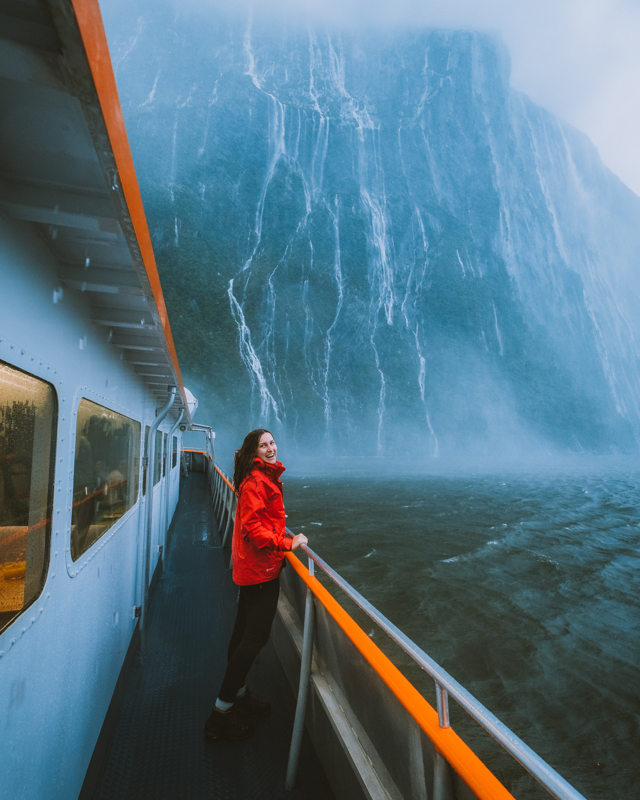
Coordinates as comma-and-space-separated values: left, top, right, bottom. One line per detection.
0, 215, 182, 800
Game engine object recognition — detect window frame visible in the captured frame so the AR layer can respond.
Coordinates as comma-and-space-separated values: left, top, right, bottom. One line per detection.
153, 428, 163, 486
142, 424, 150, 497
0, 358, 58, 635
67, 391, 142, 571
162, 432, 167, 478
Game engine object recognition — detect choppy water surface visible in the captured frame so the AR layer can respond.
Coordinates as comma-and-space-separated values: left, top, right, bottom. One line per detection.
284, 458, 640, 800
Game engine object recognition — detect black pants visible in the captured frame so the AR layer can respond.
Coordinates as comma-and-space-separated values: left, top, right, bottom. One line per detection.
218, 577, 280, 702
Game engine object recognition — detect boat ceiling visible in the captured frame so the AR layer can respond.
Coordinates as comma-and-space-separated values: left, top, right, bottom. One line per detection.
0, 0, 191, 423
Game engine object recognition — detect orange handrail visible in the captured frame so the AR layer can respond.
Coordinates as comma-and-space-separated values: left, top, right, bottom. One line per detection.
207, 465, 513, 798
182, 449, 213, 463
214, 464, 236, 494
285, 551, 516, 800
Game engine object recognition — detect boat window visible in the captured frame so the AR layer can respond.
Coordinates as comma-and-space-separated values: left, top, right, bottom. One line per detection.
70, 399, 140, 561
0, 361, 57, 633
172, 436, 177, 469
162, 433, 167, 477
153, 429, 162, 485
142, 424, 150, 496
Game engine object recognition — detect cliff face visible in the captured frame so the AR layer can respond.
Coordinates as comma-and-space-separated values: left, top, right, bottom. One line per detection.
105, 4, 640, 457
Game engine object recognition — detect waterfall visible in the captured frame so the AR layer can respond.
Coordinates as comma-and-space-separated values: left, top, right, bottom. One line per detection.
108, 9, 640, 457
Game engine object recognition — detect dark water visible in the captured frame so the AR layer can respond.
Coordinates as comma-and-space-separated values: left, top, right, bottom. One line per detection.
283, 458, 640, 800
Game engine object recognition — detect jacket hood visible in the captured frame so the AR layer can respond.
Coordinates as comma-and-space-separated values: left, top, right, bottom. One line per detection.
253, 457, 286, 481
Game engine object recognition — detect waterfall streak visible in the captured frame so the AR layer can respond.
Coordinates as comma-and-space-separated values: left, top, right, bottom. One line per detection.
169, 115, 178, 202
139, 69, 160, 108
243, 12, 262, 89
363, 191, 395, 326
228, 279, 281, 423
197, 82, 218, 159
322, 199, 345, 432
492, 303, 504, 357
307, 29, 323, 115
414, 325, 439, 456
241, 94, 286, 272
114, 16, 143, 75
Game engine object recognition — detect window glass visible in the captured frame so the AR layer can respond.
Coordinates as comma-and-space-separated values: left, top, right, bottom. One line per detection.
162, 433, 168, 477
172, 436, 177, 469
153, 429, 162, 485
71, 399, 140, 561
0, 362, 56, 633
142, 424, 150, 496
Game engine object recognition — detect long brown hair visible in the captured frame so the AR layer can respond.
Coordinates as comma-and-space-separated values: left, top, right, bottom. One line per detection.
233, 429, 272, 494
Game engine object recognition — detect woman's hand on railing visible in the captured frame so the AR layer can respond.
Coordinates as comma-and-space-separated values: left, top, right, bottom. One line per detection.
291, 534, 308, 551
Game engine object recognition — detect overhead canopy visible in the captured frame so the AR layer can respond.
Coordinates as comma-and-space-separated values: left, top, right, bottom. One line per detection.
0, 0, 191, 423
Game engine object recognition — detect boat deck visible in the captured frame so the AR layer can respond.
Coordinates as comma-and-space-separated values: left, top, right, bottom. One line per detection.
84, 473, 334, 800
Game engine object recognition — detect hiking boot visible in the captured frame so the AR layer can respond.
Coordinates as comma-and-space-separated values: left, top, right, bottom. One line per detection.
235, 689, 271, 719
204, 706, 255, 741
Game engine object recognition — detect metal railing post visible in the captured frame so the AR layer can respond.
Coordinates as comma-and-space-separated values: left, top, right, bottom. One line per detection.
211, 467, 218, 506
285, 556, 315, 790
221, 493, 235, 547
435, 681, 450, 728
218, 483, 227, 532
219, 473, 225, 511
221, 484, 230, 531
433, 680, 454, 799
214, 473, 224, 516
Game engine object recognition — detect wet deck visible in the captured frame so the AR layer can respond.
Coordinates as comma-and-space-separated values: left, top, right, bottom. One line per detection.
84, 473, 333, 800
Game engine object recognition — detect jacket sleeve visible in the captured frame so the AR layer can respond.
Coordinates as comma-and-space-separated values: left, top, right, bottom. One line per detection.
239, 478, 292, 552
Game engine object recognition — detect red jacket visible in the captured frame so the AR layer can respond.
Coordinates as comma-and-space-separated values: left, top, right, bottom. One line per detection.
231, 458, 292, 585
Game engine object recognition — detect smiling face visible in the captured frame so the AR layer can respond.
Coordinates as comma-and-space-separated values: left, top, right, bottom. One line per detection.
256, 431, 277, 464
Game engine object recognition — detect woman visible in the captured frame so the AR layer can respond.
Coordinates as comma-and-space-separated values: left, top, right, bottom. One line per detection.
205, 429, 308, 741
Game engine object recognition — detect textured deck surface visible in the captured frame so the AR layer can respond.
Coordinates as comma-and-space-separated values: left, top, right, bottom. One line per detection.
92, 473, 334, 800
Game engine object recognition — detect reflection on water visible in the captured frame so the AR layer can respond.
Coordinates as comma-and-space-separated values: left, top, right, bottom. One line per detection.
284, 457, 640, 800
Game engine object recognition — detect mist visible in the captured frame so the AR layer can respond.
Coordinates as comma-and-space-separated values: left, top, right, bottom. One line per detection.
100, 0, 640, 468
158, 0, 640, 196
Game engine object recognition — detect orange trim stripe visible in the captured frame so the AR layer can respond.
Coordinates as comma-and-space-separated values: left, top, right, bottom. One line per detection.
285, 552, 516, 800
214, 464, 236, 493
69, 0, 188, 413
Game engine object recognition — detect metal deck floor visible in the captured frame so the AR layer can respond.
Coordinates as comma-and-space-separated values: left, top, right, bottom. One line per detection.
89, 473, 334, 800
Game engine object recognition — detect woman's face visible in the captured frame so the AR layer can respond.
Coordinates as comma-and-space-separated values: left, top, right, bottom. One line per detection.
256, 432, 277, 464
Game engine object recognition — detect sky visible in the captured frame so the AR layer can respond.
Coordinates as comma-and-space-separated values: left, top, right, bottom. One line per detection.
172, 0, 640, 196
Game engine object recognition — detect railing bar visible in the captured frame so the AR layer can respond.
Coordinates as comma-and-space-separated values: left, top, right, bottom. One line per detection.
221, 486, 229, 526
220, 490, 231, 547
225, 495, 236, 547
215, 474, 223, 516
436, 682, 450, 728
294, 539, 587, 800
202, 460, 584, 800
285, 586, 315, 789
